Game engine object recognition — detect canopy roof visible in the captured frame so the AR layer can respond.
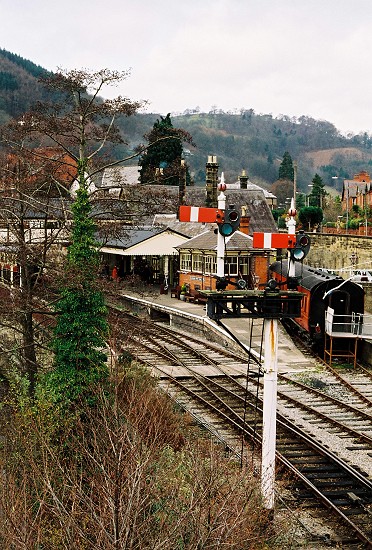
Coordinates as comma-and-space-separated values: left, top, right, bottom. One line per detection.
100, 228, 190, 257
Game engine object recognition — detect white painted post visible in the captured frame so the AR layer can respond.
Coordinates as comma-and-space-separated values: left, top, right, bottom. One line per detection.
261, 317, 279, 510
217, 174, 226, 278
164, 256, 169, 290
287, 198, 297, 278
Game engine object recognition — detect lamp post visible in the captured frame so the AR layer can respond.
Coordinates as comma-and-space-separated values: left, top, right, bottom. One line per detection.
333, 176, 347, 233
306, 184, 313, 207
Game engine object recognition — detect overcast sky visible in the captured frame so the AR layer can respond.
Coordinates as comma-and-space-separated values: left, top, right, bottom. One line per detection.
2, 0, 372, 135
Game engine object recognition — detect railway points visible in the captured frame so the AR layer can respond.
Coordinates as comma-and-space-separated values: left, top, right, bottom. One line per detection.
110, 303, 372, 546
117, 288, 317, 377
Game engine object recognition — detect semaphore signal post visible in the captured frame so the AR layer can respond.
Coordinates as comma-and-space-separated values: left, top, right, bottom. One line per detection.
179, 189, 307, 514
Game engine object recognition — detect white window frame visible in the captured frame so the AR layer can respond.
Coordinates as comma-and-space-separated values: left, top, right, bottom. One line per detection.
239, 256, 249, 276
192, 253, 203, 273
204, 254, 217, 275
180, 252, 191, 271
224, 256, 238, 276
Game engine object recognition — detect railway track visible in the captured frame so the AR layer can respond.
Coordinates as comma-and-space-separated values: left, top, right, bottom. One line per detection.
283, 321, 372, 409
111, 308, 372, 545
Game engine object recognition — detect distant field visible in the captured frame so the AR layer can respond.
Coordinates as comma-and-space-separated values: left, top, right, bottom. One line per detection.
305, 147, 368, 167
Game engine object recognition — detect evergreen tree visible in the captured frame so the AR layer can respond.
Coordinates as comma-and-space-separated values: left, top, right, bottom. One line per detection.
139, 114, 193, 186
298, 206, 323, 230
48, 166, 108, 405
278, 151, 294, 181
309, 173, 326, 208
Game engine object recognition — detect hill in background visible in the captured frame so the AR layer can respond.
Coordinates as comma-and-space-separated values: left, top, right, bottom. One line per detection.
1, 48, 372, 194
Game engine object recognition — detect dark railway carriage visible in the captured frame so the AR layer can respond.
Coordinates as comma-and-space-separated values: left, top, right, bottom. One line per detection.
270, 261, 364, 343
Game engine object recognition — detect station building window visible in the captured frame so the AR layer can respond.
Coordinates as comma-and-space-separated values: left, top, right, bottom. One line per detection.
224, 256, 239, 276
180, 252, 191, 271
204, 254, 217, 275
239, 257, 249, 276
192, 253, 203, 273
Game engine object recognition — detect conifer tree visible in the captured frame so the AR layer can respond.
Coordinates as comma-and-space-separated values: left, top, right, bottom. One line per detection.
309, 173, 326, 208
278, 151, 294, 181
139, 113, 193, 185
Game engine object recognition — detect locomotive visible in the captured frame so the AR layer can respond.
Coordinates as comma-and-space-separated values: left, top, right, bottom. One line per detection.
270, 261, 365, 346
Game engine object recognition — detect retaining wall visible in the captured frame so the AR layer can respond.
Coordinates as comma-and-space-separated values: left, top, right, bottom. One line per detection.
305, 233, 372, 313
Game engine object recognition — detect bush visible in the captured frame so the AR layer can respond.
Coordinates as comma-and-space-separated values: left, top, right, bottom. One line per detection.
0, 364, 286, 548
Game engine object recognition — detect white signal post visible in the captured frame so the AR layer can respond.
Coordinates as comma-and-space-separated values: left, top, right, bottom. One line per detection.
217, 174, 226, 277
261, 316, 279, 510
287, 197, 297, 278
260, 198, 296, 513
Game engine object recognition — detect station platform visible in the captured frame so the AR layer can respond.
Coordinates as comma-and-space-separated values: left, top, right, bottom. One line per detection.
117, 287, 315, 375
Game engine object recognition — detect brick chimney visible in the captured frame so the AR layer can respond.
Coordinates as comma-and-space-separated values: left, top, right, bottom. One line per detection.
205, 155, 218, 207
239, 169, 248, 189
239, 205, 250, 235
178, 159, 186, 207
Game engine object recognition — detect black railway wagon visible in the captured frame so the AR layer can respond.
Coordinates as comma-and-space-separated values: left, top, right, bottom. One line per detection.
270, 261, 364, 343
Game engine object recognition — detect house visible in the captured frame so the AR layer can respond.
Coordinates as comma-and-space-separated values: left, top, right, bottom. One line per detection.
225, 170, 277, 210
342, 171, 372, 213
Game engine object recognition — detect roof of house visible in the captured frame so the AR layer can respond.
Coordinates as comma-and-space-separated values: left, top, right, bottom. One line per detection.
153, 216, 217, 238
176, 228, 253, 252
145, 185, 277, 234
227, 180, 277, 200
100, 166, 141, 188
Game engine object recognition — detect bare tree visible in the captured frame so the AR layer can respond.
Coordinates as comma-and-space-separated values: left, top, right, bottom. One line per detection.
0, 361, 285, 548
0, 69, 147, 396
0, 146, 74, 393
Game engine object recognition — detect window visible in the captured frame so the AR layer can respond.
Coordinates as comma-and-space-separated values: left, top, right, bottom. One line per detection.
205, 255, 217, 275
29, 220, 44, 229
239, 257, 249, 276
180, 252, 191, 271
224, 256, 238, 276
192, 253, 203, 273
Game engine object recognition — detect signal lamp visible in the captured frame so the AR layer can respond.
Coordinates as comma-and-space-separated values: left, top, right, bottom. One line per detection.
291, 231, 310, 261
236, 278, 247, 290
218, 204, 240, 237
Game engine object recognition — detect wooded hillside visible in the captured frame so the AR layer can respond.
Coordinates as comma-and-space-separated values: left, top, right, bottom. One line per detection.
1, 48, 372, 192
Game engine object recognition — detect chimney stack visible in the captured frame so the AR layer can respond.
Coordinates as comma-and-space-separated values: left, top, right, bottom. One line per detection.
239, 205, 250, 235
239, 169, 248, 189
205, 155, 219, 207
178, 159, 186, 207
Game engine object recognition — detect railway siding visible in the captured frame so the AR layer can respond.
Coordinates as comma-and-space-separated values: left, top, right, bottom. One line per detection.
110, 292, 372, 545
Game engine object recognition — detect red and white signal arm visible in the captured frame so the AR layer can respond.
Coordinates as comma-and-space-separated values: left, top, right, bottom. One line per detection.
253, 232, 296, 249
179, 205, 224, 223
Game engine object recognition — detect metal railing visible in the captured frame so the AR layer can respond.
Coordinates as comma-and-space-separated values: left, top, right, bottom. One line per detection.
325, 308, 372, 338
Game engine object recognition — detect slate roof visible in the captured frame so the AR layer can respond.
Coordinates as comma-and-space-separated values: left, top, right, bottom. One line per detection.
100, 227, 164, 249
146, 185, 277, 234
176, 228, 253, 252
100, 166, 140, 187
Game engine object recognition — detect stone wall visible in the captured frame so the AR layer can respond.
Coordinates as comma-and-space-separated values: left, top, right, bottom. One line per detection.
305, 234, 372, 312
